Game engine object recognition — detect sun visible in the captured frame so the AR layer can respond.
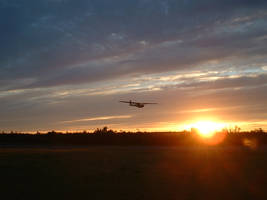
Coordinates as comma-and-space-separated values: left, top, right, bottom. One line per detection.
190, 121, 225, 137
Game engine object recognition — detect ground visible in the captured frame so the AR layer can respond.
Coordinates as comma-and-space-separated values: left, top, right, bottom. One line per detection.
0, 146, 267, 200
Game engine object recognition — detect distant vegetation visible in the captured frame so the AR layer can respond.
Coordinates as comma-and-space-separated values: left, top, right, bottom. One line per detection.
0, 126, 266, 147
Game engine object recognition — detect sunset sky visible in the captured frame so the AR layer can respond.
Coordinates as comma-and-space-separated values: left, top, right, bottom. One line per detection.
1, 0, 267, 132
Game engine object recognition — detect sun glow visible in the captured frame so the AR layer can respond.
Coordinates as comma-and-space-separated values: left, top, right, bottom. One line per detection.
189, 121, 226, 137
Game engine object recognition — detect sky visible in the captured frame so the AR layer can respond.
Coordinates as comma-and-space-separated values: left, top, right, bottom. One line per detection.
0, 0, 267, 132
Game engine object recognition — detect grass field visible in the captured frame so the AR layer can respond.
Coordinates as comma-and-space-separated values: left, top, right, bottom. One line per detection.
1, 146, 267, 200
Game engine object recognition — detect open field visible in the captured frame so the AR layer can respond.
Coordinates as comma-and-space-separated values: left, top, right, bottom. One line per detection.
0, 146, 267, 200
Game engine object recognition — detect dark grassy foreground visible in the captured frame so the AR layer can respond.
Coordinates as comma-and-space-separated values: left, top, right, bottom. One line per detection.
1, 146, 267, 200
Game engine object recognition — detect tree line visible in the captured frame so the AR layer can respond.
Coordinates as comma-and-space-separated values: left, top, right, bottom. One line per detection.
0, 126, 266, 147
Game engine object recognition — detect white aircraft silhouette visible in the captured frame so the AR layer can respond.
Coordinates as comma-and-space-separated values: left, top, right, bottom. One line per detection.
119, 100, 157, 108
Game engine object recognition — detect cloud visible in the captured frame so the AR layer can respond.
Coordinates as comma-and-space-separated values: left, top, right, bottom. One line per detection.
0, 0, 267, 91
61, 115, 132, 124
175, 74, 267, 92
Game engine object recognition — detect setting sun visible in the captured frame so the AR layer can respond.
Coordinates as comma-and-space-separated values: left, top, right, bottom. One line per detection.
189, 121, 226, 137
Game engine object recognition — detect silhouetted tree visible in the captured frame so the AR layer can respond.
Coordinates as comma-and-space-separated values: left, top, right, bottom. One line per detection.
47, 130, 56, 135
94, 126, 114, 134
